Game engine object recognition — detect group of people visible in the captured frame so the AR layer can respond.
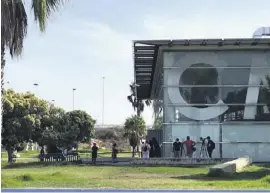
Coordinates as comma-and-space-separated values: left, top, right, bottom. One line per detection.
141, 137, 161, 159
90, 136, 216, 163
173, 136, 215, 158
91, 143, 118, 164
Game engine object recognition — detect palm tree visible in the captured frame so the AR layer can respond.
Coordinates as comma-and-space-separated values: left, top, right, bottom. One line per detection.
1, 0, 65, 92
127, 82, 151, 117
124, 115, 146, 157
152, 100, 163, 119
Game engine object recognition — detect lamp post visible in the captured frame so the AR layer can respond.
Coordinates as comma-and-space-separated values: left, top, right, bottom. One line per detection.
102, 77, 105, 128
33, 83, 39, 96
72, 88, 76, 110
5, 81, 10, 89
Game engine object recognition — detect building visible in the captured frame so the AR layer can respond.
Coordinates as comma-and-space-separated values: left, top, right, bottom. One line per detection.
133, 39, 270, 162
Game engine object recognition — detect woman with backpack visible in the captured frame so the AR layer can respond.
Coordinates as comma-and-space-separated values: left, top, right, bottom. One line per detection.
141, 141, 150, 159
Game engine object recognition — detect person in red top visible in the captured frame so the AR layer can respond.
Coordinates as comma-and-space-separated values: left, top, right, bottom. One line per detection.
184, 136, 196, 158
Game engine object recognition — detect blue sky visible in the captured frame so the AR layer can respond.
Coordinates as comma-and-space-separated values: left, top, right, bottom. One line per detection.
5, 0, 270, 125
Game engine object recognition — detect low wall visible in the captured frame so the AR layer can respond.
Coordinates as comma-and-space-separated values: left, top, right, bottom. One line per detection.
81, 157, 131, 164
209, 157, 252, 176
130, 158, 232, 166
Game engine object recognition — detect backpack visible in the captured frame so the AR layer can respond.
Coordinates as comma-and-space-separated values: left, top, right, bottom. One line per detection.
173, 142, 181, 151
212, 141, 215, 150
208, 140, 215, 150
192, 145, 196, 152
143, 145, 148, 152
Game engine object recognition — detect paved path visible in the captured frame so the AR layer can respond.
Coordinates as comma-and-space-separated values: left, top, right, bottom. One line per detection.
1, 189, 269, 193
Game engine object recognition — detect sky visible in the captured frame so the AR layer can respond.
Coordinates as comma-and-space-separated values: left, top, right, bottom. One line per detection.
4, 0, 270, 125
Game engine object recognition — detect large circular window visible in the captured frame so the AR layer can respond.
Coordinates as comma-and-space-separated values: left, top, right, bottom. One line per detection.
179, 63, 219, 108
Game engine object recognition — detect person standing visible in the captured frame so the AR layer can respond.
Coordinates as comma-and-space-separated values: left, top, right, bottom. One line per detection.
152, 137, 161, 157
39, 146, 45, 162
183, 136, 196, 158
91, 143, 98, 164
206, 136, 215, 158
141, 141, 150, 159
173, 138, 181, 158
149, 140, 154, 158
112, 143, 118, 163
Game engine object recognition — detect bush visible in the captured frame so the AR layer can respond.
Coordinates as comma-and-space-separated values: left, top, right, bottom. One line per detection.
95, 127, 124, 141
94, 127, 129, 151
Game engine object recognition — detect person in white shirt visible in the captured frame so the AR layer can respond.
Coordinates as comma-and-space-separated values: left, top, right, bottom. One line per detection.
141, 141, 150, 159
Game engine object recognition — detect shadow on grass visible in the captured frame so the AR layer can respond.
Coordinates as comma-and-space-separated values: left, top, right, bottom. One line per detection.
256, 163, 270, 169
171, 168, 270, 181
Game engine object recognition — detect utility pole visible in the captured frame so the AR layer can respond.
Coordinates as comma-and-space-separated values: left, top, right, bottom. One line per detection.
102, 77, 105, 128
72, 88, 76, 110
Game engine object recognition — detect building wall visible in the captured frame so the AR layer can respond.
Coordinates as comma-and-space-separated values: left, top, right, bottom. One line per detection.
162, 50, 270, 162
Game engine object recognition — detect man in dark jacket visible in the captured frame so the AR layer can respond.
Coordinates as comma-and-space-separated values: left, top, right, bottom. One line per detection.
173, 138, 181, 158
91, 143, 98, 164
207, 136, 215, 158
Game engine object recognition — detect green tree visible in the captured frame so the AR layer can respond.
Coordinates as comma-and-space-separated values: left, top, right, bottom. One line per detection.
2, 89, 50, 163
59, 110, 96, 150
1, 0, 65, 92
124, 115, 146, 157
38, 109, 96, 152
36, 105, 66, 148
2, 89, 96, 162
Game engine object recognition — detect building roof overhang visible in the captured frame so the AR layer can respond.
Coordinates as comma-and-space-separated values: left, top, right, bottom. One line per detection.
133, 38, 270, 100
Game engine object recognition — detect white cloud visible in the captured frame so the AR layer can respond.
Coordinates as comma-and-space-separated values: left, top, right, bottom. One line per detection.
143, 12, 270, 39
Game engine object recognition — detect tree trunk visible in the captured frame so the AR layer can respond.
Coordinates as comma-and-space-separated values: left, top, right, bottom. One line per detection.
1, 40, 5, 94
7, 147, 13, 164
136, 108, 141, 117
132, 146, 135, 158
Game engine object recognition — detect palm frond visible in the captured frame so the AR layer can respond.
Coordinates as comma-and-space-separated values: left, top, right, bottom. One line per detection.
32, 0, 64, 32
1, 0, 28, 57
152, 100, 163, 118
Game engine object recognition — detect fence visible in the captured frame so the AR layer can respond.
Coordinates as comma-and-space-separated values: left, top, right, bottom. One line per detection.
40, 153, 80, 163
78, 151, 142, 158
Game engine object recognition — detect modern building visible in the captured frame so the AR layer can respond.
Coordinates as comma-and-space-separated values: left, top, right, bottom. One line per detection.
133, 39, 270, 162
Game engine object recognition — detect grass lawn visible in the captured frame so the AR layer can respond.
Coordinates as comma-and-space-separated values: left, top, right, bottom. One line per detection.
1, 151, 39, 159
1, 161, 270, 189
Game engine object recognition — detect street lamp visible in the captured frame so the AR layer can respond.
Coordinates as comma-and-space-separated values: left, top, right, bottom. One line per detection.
102, 77, 105, 128
5, 81, 10, 89
72, 88, 76, 110
33, 83, 39, 96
